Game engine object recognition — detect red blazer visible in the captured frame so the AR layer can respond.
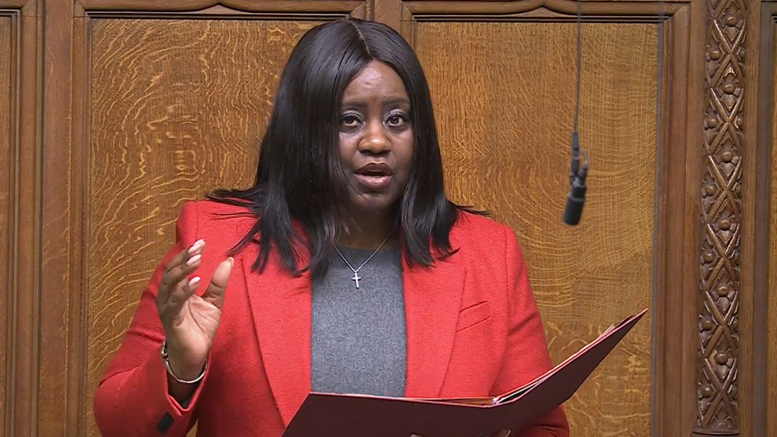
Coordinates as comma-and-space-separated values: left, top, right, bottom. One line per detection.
93, 200, 570, 437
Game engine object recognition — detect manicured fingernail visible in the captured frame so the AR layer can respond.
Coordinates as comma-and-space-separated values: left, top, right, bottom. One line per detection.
187, 276, 201, 287
187, 254, 201, 266
188, 239, 205, 253
227, 257, 234, 267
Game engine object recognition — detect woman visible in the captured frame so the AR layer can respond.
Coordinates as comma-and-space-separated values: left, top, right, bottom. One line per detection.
93, 18, 570, 437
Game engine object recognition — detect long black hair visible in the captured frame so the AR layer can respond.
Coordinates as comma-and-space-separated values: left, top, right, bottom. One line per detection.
208, 18, 483, 278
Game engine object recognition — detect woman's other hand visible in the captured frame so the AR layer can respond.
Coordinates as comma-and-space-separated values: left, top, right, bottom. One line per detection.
156, 239, 233, 381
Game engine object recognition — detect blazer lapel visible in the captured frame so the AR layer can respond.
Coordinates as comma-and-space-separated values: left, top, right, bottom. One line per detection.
242, 244, 312, 427
402, 256, 465, 398
240, 231, 466, 422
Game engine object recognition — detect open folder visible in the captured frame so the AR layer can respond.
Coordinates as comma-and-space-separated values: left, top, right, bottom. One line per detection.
282, 308, 648, 437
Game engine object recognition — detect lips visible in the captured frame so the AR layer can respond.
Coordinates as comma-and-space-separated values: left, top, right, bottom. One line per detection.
356, 162, 393, 177
354, 162, 393, 191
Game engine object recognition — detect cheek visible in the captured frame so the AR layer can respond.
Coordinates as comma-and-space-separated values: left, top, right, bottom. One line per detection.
395, 133, 414, 176
339, 134, 357, 160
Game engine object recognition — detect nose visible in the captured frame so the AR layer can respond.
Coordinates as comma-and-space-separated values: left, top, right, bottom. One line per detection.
358, 120, 390, 155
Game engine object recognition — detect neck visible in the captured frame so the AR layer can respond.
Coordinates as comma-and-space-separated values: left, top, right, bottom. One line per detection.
336, 210, 397, 250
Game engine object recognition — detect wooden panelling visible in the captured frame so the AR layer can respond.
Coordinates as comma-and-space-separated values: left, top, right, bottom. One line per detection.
400, 1, 686, 18
740, 1, 768, 436
1, 0, 768, 436
40, 0, 77, 432
768, 15, 777, 437
0, 13, 12, 437
413, 20, 656, 436
2, 2, 41, 436
33, 3, 365, 435
694, 0, 747, 432
83, 17, 321, 437
769, 145, 776, 433
76, 0, 368, 15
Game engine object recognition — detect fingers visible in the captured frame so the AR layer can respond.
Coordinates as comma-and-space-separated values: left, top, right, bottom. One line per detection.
167, 275, 201, 310
201, 257, 234, 309
158, 239, 205, 303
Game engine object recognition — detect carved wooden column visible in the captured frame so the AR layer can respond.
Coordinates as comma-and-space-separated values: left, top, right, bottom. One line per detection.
696, 0, 745, 434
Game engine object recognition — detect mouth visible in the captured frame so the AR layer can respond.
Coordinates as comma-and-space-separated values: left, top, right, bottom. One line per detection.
355, 162, 393, 177
354, 162, 393, 191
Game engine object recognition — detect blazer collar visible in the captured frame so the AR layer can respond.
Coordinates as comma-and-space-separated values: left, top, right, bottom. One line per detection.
242, 241, 465, 427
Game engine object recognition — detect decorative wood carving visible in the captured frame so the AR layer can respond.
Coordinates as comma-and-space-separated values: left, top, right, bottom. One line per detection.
696, 0, 746, 434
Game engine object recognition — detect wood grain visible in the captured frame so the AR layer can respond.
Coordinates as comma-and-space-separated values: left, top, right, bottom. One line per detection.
413, 21, 656, 436
739, 1, 766, 435
769, 25, 777, 437
40, 0, 75, 433
85, 18, 320, 436
375, 0, 401, 29
0, 14, 12, 437
5, 1, 42, 435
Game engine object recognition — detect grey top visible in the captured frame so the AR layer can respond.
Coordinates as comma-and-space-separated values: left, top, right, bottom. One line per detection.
311, 244, 407, 397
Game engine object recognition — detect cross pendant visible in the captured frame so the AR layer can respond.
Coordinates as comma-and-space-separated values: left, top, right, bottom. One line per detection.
351, 272, 362, 288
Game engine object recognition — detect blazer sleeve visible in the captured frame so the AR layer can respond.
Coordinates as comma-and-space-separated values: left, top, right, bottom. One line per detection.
93, 201, 210, 437
490, 226, 571, 437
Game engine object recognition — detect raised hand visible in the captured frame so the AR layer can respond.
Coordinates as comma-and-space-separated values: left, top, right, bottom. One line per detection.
156, 239, 233, 381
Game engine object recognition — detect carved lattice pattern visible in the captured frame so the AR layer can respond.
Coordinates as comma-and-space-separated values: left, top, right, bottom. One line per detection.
695, 0, 745, 434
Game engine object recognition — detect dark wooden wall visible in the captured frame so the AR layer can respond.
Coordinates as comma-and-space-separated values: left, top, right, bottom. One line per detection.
0, 0, 772, 436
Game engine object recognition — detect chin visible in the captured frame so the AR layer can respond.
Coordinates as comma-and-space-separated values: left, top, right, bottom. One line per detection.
350, 193, 399, 215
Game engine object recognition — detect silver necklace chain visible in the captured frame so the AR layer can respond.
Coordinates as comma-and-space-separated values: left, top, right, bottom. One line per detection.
333, 234, 390, 289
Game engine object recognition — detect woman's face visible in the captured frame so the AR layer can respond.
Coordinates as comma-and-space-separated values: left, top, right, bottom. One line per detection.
338, 60, 414, 217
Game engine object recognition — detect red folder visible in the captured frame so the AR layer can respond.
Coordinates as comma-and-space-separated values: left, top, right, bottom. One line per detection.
282, 308, 648, 437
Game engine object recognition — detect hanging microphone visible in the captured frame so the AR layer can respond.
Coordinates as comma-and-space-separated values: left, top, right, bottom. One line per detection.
563, 0, 589, 226
563, 132, 588, 225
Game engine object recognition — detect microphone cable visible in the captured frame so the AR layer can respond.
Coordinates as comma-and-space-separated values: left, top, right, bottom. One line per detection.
564, 0, 666, 228
562, 0, 589, 225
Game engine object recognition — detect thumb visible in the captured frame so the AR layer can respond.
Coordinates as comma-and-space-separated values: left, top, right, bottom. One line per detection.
201, 257, 233, 308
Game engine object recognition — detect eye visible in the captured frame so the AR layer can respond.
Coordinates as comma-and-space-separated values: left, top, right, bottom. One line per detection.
386, 113, 408, 127
340, 113, 361, 127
